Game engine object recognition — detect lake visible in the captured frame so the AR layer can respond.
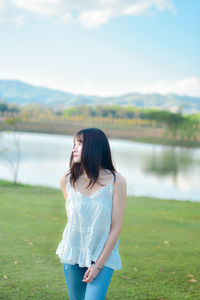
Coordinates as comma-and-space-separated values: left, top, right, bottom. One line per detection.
0, 131, 199, 202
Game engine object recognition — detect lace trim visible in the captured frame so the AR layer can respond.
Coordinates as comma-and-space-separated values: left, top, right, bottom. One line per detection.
74, 180, 113, 199
67, 172, 118, 199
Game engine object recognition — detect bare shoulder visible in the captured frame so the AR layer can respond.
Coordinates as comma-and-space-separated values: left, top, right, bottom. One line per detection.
60, 172, 69, 186
114, 173, 127, 197
113, 172, 127, 205
115, 172, 127, 187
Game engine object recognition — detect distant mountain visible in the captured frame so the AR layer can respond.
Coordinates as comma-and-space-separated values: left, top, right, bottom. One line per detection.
0, 79, 199, 113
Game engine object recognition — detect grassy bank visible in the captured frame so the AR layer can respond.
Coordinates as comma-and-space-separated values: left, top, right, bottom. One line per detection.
0, 180, 200, 299
1, 120, 200, 148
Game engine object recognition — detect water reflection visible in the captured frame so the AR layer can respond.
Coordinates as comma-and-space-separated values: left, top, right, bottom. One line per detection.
0, 132, 199, 201
144, 148, 193, 182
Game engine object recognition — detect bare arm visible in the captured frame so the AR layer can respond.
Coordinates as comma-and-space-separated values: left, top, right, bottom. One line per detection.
60, 172, 69, 201
82, 173, 127, 283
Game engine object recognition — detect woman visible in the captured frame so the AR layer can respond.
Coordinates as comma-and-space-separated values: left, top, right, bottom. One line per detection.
56, 128, 127, 300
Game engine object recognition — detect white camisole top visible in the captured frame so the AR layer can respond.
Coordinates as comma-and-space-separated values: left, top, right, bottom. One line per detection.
56, 172, 122, 270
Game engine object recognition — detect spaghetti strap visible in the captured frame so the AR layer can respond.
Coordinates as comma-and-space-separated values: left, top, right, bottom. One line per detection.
113, 171, 119, 185
115, 172, 120, 179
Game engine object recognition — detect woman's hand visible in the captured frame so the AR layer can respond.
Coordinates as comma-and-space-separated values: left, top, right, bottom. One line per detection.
82, 265, 101, 283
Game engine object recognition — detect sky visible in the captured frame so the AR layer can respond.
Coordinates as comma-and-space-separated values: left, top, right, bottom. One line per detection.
0, 0, 199, 97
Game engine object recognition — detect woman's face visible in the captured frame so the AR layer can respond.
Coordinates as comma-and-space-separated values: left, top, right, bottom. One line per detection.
72, 136, 83, 163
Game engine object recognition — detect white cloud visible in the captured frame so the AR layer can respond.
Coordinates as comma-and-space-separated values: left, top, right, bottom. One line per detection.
141, 77, 200, 97
0, 0, 174, 28
14, 14, 25, 27
58, 12, 72, 24
0, 14, 25, 27
124, 0, 174, 15
124, 3, 152, 15
78, 9, 112, 28
0, 0, 5, 9
153, 0, 174, 10
39, 77, 200, 97
12, 0, 66, 15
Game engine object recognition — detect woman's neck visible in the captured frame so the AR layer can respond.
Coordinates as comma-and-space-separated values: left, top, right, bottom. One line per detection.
82, 168, 108, 179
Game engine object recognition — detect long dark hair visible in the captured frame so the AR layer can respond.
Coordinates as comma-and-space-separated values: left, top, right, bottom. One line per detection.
69, 128, 116, 188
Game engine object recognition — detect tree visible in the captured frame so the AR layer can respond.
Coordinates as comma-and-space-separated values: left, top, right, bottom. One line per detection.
0, 118, 21, 184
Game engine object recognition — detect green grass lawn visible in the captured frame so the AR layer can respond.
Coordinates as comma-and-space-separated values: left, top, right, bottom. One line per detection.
0, 180, 200, 300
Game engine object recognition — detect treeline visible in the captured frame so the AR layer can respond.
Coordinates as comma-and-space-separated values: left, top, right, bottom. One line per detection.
63, 105, 200, 128
63, 105, 200, 123
1, 102, 200, 124
1, 103, 200, 144
1, 103, 200, 140
63, 105, 200, 141
0, 102, 19, 113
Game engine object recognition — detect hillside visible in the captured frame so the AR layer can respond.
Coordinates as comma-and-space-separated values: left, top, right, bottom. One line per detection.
0, 79, 199, 113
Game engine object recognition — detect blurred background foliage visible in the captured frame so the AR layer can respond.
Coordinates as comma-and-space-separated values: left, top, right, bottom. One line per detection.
0, 102, 199, 146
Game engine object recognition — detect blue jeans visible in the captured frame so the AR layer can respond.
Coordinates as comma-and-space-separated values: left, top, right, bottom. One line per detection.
62, 263, 114, 300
